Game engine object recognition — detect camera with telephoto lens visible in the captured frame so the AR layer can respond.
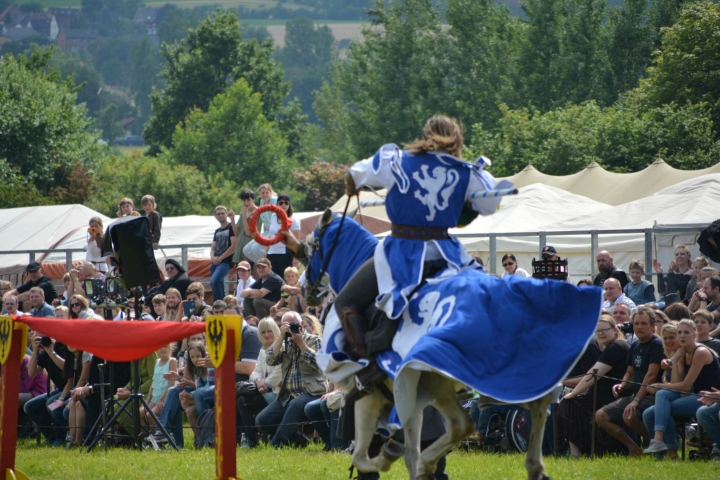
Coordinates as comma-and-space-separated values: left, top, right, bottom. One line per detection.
286, 322, 301, 338
40, 336, 52, 348
619, 322, 633, 334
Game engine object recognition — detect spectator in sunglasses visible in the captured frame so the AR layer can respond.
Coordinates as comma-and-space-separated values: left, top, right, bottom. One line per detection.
501, 254, 529, 278
265, 193, 301, 277
68, 295, 94, 319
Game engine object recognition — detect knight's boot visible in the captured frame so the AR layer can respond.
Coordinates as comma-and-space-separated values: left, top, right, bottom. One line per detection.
339, 307, 368, 360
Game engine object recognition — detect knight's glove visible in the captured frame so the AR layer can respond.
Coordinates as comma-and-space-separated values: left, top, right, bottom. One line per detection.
345, 171, 359, 197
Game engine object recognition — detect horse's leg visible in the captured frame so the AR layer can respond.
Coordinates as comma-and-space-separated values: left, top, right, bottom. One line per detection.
417, 375, 474, 478
402, 406, 423, 480
352, 392, 398, 474
524, 395, 551, 480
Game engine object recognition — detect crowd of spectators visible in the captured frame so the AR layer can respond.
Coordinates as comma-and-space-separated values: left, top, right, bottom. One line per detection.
5, 189, 720, 463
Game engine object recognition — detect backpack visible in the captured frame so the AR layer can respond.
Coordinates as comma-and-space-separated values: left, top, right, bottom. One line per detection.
194, 409, 215, 449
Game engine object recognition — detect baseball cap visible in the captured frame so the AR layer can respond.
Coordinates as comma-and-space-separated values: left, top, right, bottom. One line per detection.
256, 258, 272, 268
237, 261, 251, 271
277, 193, 291, 203
26, 261, 41, 272
541, 246, 557, 257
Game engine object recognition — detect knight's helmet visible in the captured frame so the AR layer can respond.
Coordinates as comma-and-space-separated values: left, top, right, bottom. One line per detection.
531, 258, 569, 281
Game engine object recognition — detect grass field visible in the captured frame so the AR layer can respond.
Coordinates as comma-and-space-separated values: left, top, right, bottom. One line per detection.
13, 438, 719, 479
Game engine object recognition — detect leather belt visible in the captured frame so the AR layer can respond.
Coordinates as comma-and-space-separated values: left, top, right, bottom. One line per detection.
390, 223, 449, 240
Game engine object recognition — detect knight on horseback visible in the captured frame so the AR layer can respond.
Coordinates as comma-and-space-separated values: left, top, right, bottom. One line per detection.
335, 115, 512, 363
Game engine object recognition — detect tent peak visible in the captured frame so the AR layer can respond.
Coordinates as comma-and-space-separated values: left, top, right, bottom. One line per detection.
586, 160, 603, 169
520, 164, 537, 172
651, 157, 666, 165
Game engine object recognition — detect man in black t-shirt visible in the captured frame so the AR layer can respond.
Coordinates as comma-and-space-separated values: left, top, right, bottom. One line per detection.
10, 262, 58, 307
596, 307, 664, 456
240, 258, 285, 319
25, 332, 67, 445
210, 205, 237, 301
593, 251, 630, 289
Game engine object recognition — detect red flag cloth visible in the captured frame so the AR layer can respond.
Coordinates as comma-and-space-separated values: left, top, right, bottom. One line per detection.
17, 317, 206, 362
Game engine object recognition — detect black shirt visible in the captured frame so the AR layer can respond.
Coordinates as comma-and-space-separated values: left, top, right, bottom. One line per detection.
236, 324, 262, 382
568, 337, 601, 379
627, 335, 665, 394
593, 266, 630, 289
249, 273, 285, 303
213, 223, 235, 266
16, 275, 58, 303
36, 342, 67, 390
701, 338, 720, 357
592, 341, 630, 405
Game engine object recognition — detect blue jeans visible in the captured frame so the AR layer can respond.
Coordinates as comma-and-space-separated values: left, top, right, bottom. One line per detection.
158, 386, 193, 448
642, 389, 702, 450
697, 403, 720, 447
24, 390, 62, 442
305, 397, 349, 451
256, 392, 320, 448
192, 385, 215, 418
210, 262, 231, 301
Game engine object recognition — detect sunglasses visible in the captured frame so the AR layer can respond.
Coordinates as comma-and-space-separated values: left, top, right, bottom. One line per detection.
70, 303, 81, 308
502, 262, 514, 267
595, 327, 613, 334
277, 201, 289, 206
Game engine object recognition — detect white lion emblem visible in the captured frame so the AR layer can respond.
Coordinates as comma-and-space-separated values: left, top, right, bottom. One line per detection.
393, 291, 456, 357
412, 165, 460, 221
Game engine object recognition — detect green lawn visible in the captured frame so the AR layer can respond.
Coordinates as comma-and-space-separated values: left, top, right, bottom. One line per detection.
13, 438, 719, 479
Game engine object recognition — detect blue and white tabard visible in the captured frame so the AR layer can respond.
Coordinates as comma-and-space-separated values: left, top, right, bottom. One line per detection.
349, 144, 513, 319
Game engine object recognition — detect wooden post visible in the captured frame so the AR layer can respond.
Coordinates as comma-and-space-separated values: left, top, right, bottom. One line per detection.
0, 318, 29, 480
207, 315, 242, 480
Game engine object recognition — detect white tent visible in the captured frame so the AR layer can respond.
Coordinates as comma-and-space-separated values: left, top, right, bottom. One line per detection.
0, 205, 110, 277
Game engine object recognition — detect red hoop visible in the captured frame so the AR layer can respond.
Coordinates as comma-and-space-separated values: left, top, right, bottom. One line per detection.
248, 204, 291, 246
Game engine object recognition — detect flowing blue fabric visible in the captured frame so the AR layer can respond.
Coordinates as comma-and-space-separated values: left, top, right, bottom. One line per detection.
310, 216, 602, 426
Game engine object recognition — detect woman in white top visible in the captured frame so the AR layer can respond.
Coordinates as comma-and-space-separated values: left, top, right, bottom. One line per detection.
85, 216, 108, 273
266, 193, 301, 277
501, 253, 530, 278
238, 318, 282, 448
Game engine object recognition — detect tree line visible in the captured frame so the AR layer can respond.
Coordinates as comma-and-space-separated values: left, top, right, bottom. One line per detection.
2, 0, 719, 217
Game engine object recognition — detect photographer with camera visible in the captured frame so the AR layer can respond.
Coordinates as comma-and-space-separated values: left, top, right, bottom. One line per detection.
25, 332, 67, 445
256, 311, 328, 448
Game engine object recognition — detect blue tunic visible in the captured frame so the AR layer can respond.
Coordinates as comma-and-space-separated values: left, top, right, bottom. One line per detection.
349, 144, 513, 318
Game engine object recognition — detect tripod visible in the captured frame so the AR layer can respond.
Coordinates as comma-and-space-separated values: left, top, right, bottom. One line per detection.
85, 291, 178, 451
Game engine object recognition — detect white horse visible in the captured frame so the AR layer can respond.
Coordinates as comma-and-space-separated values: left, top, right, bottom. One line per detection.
284, 210, 597, 479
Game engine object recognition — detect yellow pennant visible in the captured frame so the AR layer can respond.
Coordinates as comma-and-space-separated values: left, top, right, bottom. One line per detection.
206, 316, 227, 369
0, 316, 13, 365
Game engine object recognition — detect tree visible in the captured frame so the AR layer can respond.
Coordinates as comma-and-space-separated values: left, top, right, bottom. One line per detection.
48, 50, 104, 115
164, 78, 293, 190
87, 151, 239, 217
144, 10, 289, 154
0, 49, 107, 201
293, 160, 348, 211
157, 9, 194, 45
275, 17, 335, 120
130, 37, 158, 124
81, 0, 104, 19
638, 2, 720, 132
95, 103, 123, 142
333, 0, 450, 158
307, 72, 356, 164
607, 0, 654, 93
444, 0, 520, 131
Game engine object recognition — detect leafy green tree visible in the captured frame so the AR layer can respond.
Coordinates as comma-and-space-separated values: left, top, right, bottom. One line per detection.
307, 72, 356, 164
607, 0, 654, 93
638, 2, 720, 132
157, 9, 196, 45
95, 103, 123, 142
87, 151, 239, 217
275, 17, 335, 119
472, 100, 720, 176
48, 50, 104, 115
144, 10, 289, 154
130, 37, 158, 124
164, 78, 293, 190
293, 160, 348, 211
444, 0, 520, 131
333, 0, 449, 158
0, 49, 107, 202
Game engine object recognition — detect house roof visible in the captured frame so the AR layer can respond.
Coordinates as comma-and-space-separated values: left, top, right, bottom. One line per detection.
59, 28, 99, 40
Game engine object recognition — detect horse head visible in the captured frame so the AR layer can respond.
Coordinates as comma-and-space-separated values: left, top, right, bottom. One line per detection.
285, 208, 377, 307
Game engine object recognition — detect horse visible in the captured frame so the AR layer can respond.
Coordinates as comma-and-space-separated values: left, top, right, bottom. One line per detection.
283, 210, 602, 479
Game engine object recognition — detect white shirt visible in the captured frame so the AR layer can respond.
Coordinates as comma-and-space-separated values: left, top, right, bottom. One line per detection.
85, 240, 108, 272
237, 276, 256, 307
502, 268, 530, 279
267, 213, 301, 255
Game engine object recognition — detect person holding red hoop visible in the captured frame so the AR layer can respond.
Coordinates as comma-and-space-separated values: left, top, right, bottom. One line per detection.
262, 193, 301, 277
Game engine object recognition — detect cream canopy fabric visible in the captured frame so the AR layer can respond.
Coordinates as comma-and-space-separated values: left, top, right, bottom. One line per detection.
500, 159, 720, 206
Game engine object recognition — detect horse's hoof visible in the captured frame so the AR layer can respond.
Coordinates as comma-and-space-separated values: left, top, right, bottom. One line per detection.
381, 440, 405, 462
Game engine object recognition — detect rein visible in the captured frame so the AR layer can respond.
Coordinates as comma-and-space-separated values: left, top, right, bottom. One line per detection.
311, 196, 352, 296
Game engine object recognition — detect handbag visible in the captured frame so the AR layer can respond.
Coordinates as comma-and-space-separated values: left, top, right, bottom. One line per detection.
235, 380, 259, 397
